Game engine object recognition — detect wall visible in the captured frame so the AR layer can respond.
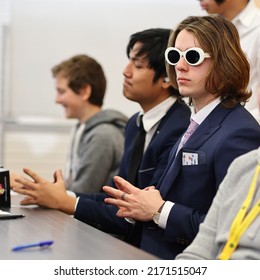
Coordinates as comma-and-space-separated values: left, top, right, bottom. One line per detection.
3, 0, 205, 178
2, 0, 259, 179
8, 0, 204, 119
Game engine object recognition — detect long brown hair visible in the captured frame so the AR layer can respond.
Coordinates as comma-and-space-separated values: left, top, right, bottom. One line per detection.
166, 15, 251, 108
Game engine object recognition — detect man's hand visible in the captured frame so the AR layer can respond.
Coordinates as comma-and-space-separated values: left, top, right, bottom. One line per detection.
13, 168, 76, 214
103, 176, 164, 222
10, 172, 24, 189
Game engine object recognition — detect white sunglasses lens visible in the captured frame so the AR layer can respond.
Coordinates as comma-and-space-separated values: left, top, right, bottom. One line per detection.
186, 50, 201, 65
167, 50, 180, 65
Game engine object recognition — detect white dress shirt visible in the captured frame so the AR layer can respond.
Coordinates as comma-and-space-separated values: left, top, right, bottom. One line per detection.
65, 122, 86, 187
232, 1, 260, 117
137, 96, 177, 152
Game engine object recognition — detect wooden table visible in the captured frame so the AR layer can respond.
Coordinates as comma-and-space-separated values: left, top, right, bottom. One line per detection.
0, 195, 158, 260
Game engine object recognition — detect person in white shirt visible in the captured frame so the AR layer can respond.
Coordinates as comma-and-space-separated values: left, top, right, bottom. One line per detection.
198, 0, 260, 120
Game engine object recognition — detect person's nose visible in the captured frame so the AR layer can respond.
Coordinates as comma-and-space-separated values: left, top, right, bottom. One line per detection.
175, 56, 189, 71
55, 93, 62, 104
123, 61, 132, 78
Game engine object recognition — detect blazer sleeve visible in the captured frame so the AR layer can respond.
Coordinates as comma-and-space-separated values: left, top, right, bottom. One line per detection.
75, 195, 129, 235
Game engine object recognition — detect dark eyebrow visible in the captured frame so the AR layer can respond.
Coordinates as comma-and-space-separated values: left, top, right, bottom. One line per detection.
131, 55, 148, 64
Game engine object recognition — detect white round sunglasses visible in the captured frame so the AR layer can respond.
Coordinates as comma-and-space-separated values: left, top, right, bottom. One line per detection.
165, 47, 210, 66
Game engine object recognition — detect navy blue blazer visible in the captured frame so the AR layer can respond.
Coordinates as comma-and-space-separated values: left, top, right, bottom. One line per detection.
137, 104, 260, 259
74, 100, 191, 235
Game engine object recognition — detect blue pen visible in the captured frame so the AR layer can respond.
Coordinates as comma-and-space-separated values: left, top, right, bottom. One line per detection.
12, 240, 54, 251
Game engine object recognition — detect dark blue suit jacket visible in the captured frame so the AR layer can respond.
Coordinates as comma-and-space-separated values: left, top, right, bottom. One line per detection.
74, 100, 191, 235
138, 104, 260, 259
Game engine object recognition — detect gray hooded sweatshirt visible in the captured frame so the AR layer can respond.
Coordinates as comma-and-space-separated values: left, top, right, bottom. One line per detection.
65, 109, 128, 193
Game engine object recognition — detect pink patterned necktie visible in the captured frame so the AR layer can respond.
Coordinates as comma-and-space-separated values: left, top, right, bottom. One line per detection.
176, 119, 199, 153
158, 119, 199, 191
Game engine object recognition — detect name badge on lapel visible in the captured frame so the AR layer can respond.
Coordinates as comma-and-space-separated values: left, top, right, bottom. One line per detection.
182, 152, 199, 166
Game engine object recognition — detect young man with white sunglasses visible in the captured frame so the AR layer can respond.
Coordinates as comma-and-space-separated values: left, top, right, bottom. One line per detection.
102, 15, 260, 259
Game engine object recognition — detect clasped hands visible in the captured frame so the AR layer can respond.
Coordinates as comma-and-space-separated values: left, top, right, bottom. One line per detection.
103, 176, 165, 222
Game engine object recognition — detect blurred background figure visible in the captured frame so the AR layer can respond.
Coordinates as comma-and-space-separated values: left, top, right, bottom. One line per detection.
52, 54, 127, 193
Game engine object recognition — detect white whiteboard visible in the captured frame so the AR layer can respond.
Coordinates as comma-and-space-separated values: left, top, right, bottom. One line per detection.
8, 0, 204, 118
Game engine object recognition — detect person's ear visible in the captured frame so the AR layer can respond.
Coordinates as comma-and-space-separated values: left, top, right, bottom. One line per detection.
80, 84, 92, 101
161, 76, 171, 90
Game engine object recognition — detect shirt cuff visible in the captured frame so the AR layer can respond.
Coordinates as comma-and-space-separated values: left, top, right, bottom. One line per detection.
125, 218, 135, 224
74, 196, 80, 212
158, 201, 175, 229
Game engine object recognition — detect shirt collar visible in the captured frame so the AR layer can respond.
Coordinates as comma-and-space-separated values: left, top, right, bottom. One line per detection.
191, 98, 221, 125
137, 96, 177, 132
232, 1, 257, 28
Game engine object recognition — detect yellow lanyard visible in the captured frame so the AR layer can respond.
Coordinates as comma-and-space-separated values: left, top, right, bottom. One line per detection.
218, 164, 260, 260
